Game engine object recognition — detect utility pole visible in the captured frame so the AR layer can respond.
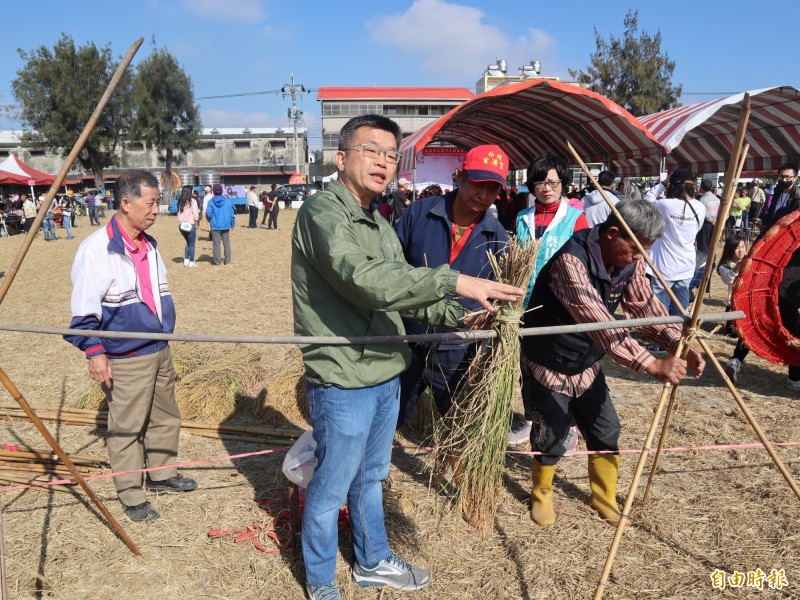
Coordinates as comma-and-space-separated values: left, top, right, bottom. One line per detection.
281, 74, 308, 178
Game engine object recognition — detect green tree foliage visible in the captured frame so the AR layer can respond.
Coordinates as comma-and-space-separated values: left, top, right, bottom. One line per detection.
569, 10, 682, 117
129, 47, 201, 199
11, 34, 133, 185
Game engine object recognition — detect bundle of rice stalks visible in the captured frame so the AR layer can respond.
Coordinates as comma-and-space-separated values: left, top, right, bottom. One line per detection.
76, 342, 268, 423
433, 237, 539, 530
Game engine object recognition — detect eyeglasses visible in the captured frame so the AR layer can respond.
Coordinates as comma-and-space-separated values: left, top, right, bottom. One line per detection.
342, 143, 401, 165
778, 174, 797, 181
532, 180, 562, 190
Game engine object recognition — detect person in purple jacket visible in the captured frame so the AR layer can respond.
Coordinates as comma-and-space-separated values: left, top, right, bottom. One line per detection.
65, 170, 197, 523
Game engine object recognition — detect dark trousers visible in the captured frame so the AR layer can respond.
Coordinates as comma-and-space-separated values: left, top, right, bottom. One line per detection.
88, 206, 99, 225
522, 365, 620, 466
396, 342, 477, 428
267, 205, 280, 229
179, 224, 196, 261
733, 340, 800, 381
248, 206, 258, 228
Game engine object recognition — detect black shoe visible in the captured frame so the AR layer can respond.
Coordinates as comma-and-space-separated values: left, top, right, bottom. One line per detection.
124, 501, 160, 522
146, 473, 198, 492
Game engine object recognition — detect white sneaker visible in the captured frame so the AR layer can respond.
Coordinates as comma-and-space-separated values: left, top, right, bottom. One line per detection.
187, 261, 198, 267
508, 420, 532, 446
183, 259, 189, 266
785, 378, 800, 391
724, 359, 742, 384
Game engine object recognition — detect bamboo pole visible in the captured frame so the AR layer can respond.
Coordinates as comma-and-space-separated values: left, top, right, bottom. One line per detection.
0, 37, 144, 303
0, 310, 746, 345
0, 509, 6, 600
642, 129, 751, 503
569, 99, 800, 600
0, 474, 81, 495
0, 37, 145, 558
0, 408, 303, 441
0, 368, 141, 556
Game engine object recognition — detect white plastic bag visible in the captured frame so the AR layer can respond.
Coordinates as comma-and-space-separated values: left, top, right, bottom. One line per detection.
282, 430, 317, 488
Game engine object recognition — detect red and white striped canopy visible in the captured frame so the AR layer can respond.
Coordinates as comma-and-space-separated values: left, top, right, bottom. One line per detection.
640, 86, 800, 176
399, 79, 664, 177
0, 154, 56, 186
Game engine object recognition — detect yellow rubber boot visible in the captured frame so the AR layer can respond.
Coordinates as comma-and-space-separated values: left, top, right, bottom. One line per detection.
530, 460, 556, 526
588, 454, 626, 526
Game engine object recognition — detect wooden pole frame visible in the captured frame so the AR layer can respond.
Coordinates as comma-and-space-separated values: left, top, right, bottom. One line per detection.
566, 95, 800, 597
0, 38, 144, 557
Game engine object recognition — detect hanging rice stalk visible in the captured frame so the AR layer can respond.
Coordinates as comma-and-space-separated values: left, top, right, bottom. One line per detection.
433, 236, 540, 530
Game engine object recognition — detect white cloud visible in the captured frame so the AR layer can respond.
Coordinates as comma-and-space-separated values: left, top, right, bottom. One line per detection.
369, 0, 561, 80
178, 0, 263, 22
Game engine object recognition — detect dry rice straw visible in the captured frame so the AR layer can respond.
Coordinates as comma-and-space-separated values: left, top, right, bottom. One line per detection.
433, 237, 540, 530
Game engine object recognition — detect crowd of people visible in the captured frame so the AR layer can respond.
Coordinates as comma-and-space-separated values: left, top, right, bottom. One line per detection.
0, 188, 116, 239
57, 110, 798, 600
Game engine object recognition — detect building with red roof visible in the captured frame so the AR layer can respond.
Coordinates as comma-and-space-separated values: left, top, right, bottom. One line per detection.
317, 86, 473, 163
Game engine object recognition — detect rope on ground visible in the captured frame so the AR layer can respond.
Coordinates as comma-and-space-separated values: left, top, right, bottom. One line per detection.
0, 311, 745, 345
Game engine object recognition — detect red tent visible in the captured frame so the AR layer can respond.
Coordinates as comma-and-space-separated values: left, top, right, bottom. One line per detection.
0, 154, 56, 186
399, 79, 665, 177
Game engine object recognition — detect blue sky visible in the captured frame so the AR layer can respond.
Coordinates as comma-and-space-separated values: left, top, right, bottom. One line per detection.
0, 0, 797, 150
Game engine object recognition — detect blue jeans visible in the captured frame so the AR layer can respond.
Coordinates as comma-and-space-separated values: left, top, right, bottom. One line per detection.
302, 377, 399, 586
63, 214, 72, 240
42, 217, 55, 241
650, 276, 690, 316
179, 224, 196, 261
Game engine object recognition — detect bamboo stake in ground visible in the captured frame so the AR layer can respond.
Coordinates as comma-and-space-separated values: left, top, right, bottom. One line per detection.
0, 368, 141, 555
568, 109, 800, 599
642, 123, 751, 503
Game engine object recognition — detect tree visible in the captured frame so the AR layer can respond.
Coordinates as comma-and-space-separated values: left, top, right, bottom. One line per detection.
569, 10, 682, 117
12, 34, 133, 185
129, 47, 201, 200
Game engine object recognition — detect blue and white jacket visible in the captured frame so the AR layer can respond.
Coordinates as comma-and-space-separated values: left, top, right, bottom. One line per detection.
65, 217, 176, 359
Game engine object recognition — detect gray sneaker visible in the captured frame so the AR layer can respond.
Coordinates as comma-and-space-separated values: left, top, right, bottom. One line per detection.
352, 553, 430, 590
305, 582, 341, 600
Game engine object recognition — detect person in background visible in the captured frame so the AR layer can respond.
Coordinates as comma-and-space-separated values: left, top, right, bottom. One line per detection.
391, 177, 411, 224
85, 191, 99, 226
200, 185, 213, 240
246, 185, 259, 228
21, 194, 35, 233
508, 154, 589, 447
582, 170, 619, 227
42, 197, 57, 242
61, 196, 74, 240
644, 168, 705, 318
65, 170, 197, 522
749, 178, 766, 232
206, 183, 235, 265
266, 183, 281, 230
761, 163, 799, 232
717, 232, 747, 335
177, 185, 199, 267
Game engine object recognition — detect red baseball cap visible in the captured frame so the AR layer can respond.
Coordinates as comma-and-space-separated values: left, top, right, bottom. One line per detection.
461, 144, 509, 188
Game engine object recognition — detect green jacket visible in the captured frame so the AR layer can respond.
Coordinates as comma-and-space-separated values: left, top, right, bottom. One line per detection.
292, 181, 466, 388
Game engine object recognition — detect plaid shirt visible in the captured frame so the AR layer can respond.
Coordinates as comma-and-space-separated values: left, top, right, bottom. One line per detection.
525, 254, 682, 396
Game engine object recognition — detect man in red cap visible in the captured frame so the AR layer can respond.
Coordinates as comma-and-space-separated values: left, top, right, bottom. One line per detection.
394, 144, 509, 427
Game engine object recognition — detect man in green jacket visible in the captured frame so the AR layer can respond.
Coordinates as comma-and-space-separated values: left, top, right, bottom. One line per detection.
292, 114, 523, 600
